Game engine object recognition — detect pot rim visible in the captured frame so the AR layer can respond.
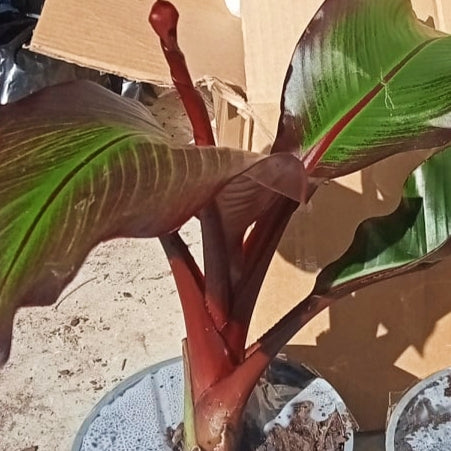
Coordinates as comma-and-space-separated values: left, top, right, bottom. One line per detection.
385, 366, 451, 450
72, 356, 182, 451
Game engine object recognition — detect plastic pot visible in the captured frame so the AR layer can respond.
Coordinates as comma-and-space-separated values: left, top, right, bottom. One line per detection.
386, 367, 451, 450
73, 357, 355, 450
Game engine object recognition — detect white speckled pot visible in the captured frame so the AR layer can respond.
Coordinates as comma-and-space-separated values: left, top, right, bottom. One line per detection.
386, 367, 451, 451
73, 357, 355, 451
73, 358, 184, 451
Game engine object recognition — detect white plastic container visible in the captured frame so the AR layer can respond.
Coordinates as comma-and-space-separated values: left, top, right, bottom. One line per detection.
73, 357, 355, 450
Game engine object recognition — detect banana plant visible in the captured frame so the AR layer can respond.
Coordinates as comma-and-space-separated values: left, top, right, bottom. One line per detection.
1, 0, 450, 450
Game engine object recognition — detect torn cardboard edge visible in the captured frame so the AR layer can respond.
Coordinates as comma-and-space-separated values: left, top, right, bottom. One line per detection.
27, 43, 173, 87
204, 77, 277, 152
27, 36, 164, 84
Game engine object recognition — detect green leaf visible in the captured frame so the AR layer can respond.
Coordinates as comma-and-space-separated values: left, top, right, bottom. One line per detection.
274, 0, 451, 178
314, 147, 451, 298
0, 80, 304, 364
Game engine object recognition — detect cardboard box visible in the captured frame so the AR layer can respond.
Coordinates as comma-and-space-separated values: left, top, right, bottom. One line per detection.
30, 0, 451, 431
30, 0, 246, 87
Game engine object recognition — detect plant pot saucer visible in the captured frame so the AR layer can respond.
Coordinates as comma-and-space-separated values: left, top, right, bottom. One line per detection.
386, 367, 451, 451
73, 357, 355, 450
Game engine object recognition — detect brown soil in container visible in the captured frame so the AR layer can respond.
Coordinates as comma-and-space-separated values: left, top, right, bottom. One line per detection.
168, 402, 351, 451
256, 402, 349, 451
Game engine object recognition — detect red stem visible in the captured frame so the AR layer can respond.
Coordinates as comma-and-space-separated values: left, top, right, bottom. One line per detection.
199, 204, 232, 331
192, 294, 335, 449
150, 1, 232, 333
223, 197, 298, 355
242, 294, 334, 376
301, 40, 436, 175
224, 182, 317, 356
160, 233, 235, 399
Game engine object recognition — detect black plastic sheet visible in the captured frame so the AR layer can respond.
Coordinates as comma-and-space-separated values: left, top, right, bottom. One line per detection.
0, 1, 112, 104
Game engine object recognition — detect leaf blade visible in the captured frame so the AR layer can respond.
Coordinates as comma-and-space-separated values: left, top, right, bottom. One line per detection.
1, 81, 297, 363
274, 0, 451, 177
314, 147, 451, 297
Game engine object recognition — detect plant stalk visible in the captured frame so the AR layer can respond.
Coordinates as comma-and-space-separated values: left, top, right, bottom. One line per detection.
160, 233, 235, 400
150, 0, 233, 333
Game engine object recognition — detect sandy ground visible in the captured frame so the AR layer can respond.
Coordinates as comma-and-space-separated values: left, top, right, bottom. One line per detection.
0, 220, 202, 451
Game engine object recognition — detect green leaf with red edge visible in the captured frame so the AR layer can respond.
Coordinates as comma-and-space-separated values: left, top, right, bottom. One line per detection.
313, 147, 451, 298
273, 0, 451, 178
0, 80, 304, 364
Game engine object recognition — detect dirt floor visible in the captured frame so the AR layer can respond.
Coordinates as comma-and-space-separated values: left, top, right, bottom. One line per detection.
0, 221, 202, 451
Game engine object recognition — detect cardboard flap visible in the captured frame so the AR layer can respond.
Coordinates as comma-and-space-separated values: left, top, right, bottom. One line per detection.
411, 0, 449, 29
241, 0, 323, 106
240, 0, 323, 151
30, 0, 246, 88
241, 0, 446, 107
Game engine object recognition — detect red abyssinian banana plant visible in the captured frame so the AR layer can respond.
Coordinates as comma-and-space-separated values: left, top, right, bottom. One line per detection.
0, 0, 450, 449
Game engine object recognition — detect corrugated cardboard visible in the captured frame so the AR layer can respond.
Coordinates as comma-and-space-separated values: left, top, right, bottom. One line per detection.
242, 0, 322, 106
30, 0, 245, 88
30, 0, 451, 432
412, 0, 451, 30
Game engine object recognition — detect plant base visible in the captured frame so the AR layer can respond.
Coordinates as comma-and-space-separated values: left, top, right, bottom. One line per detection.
73, 357, 355, 451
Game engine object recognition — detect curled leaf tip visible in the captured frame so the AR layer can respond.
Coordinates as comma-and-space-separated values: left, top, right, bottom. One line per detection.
149, 0, 215, 146
149, 0, 179, 45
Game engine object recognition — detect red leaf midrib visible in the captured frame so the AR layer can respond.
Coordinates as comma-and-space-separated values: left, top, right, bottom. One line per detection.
302, 38, 439, 175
